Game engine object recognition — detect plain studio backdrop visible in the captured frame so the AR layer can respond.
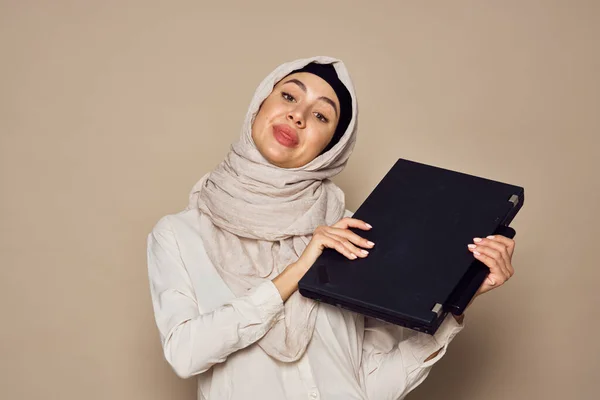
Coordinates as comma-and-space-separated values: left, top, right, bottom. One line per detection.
1, 1, 598, 399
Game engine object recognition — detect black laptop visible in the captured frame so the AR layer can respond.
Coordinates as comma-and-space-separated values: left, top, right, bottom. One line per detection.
298, 158, 524, 334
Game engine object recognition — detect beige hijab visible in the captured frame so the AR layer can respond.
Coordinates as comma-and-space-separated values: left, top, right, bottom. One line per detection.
187, 56, 358, 362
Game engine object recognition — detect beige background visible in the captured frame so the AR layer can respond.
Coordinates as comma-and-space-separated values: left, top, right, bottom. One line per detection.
1, 1, 598, 399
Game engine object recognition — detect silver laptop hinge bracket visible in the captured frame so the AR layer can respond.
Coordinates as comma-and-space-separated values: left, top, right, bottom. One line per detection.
508, 194, 519, 207
431, 303, 443, 317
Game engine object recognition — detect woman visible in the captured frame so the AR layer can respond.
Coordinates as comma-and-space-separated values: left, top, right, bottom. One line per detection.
147, 56, 516, 400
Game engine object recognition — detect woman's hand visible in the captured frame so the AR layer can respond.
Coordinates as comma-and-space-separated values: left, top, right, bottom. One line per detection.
273, 217, 373, 302
295, 217, 374, 271
467, 235, 516, 297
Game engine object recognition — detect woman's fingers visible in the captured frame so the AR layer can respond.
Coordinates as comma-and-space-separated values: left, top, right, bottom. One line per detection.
484, 236, 514, 275
326, 226, 375, 252
472, 251, 507, 286
314, 230, 361, 260
323, 231, 370, 259
332, 217, 372, 231
309, 221, 374, 261
487, 234, 516, 258
468, 237, 512, 278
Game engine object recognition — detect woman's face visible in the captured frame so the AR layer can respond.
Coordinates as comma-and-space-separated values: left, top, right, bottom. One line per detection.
251, 72, 341, 168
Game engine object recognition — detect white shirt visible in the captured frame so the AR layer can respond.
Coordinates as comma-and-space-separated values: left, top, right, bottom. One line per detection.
147, 208, 464, 400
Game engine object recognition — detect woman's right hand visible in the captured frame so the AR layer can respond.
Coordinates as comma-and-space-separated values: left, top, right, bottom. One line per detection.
273, 217, 374, 302
295, 217, 375, 271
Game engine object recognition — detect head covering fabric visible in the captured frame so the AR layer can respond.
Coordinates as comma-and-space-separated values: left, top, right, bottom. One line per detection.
286, 62, 353, 155
186, 56, 358, 362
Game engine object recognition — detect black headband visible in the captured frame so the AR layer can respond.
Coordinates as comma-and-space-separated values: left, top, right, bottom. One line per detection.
285, 62, 352, 155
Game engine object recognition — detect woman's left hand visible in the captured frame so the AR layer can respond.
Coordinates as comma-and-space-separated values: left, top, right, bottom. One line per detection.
467, 235, 516, 297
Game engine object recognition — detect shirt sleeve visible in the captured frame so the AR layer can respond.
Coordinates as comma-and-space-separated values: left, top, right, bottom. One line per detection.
147, 216, 284, 379
361, 314, 464, 400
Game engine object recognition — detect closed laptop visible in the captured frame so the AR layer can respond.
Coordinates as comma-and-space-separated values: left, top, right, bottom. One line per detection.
298, 158, 524, 334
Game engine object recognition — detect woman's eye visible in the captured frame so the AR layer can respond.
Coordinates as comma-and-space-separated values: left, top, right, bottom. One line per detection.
282, 92, 295, 102
314, 112, 329, 123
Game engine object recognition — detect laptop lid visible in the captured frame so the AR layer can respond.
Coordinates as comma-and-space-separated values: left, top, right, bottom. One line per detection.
298, 158, 524, 332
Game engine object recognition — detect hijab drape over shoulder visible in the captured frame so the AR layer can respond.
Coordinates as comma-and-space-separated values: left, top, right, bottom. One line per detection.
186, 56, 358, 362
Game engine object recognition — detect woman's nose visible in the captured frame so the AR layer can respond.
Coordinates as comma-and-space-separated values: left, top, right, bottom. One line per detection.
287, 109, 306, 128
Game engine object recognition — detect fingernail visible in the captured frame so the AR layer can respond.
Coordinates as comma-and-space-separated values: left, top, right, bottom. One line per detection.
467, 244, 477, 249
487, 235, 495, 239
350, 253, 357, 259
367, 241, 375, 247
473, 237, 482, 243
474, 250, 481, 256
487, 278, 495, 285
365, 223, 372, 229
361, 249, 369, 254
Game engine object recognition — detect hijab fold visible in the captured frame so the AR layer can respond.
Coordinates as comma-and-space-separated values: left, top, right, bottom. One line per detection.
186, 56, 358, 362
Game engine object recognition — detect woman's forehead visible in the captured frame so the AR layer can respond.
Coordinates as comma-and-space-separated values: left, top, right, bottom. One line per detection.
276, 72, 339, 104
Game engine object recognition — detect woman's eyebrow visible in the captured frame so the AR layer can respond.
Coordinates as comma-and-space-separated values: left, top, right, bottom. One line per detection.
282, 79, 339, 118
318, 97, 338, 118
283, 78, 307, 92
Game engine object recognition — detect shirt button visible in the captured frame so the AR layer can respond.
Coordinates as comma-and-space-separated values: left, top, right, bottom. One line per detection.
309, 392, 318, 399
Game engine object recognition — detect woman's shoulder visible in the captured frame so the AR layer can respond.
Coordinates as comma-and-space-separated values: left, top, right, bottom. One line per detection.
148, 208, 204, 244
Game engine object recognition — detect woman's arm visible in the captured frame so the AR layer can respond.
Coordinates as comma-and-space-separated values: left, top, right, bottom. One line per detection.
423, 312, 465, 361
147, 218, 284, 379
272, 261, 311, 301
362, 314, 464, 400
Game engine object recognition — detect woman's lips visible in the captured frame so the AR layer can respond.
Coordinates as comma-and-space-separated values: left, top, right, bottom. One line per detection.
272, 124, 299, 148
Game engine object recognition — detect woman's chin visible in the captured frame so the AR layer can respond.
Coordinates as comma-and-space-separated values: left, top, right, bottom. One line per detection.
261, 144, 297, 167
